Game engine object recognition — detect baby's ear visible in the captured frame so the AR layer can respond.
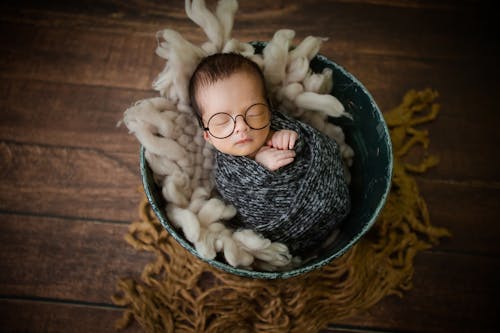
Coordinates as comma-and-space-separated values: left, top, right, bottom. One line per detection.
203, 131, 212, 143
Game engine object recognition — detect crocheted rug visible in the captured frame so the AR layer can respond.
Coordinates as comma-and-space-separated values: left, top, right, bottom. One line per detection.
112, 89, 451, 333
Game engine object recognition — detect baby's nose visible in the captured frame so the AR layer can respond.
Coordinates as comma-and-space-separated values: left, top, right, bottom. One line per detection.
234, 115, 249, 132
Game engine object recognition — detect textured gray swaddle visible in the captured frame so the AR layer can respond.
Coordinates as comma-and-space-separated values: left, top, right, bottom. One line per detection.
214, 111, 350, 256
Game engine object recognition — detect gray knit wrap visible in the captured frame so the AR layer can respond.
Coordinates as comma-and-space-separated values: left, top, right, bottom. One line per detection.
214, 111, 350, 256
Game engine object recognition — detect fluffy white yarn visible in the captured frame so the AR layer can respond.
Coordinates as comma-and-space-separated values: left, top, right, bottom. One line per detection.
121, 0, 354, 270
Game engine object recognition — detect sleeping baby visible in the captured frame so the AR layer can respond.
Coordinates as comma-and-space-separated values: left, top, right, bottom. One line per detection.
188, 52, 350, 256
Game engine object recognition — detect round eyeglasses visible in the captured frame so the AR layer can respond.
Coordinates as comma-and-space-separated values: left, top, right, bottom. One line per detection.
203, 103, 271, 139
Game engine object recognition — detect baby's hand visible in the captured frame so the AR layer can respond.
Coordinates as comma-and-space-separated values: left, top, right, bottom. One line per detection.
267, 129, 298, 150
254, 146, 296, 171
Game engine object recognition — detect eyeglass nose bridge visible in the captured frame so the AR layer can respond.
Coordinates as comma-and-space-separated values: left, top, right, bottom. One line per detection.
233, 114, 250, 129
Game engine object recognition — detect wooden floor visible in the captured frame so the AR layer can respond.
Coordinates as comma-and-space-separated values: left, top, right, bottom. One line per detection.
0, 1, 498, 332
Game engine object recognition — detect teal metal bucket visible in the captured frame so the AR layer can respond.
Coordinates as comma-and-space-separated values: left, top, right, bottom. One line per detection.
141, 43, 393, 279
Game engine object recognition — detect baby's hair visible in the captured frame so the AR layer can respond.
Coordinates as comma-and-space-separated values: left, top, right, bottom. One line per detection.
189, 52, 267, 127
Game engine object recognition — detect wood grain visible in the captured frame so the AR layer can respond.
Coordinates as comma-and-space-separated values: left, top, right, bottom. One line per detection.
418, 179, 500, 256
0, 0, 498, 332
0, 299, 384, 333
0, 1, 494, 59
1, 55, 499, 182
0, 299, 142, 333
0, 79, 152, 153
0, 211, 496, 332
0, 22, 160, 90
0, 142, 141, 222
331, 252, 499, 333
0, 139, 497, 254
0, 213, 153, 303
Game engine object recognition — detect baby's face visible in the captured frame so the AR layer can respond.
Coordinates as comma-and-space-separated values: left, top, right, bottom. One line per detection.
198, 71, 270, 157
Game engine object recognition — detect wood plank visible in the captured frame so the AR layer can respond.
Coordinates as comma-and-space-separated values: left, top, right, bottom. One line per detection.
1, 3, 497, 91
0, 213, 153, 303
418, 179, 500, 256
1, 48, 499, 182
0, 21, 160, 90
0, 139, 497, 259
0, 86, 498, 252
0, 1, 494, 60
0, 139, 500, 255
0, 298, 142, 333
0, 2, 495, 333
343, 55, 500, 183
0, 79, 153, 154
1, 213, 496, 332
0, 140, 498, 255
0, 142, 141, 222
0, 300, 386, 333
330, 252, 499, 333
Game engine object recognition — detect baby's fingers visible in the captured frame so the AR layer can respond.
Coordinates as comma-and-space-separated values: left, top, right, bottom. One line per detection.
280, 132, 290, 150
288, 132, 298, 149
274, 150, 295, 169
275, 149, 296, 159
271, 157, 295, 170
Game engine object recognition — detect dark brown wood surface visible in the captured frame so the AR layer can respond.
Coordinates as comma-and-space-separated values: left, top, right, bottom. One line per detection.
0, 1, 498, 332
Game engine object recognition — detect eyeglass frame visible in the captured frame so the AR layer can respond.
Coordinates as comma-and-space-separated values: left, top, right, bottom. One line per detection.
201, 102, 272, 139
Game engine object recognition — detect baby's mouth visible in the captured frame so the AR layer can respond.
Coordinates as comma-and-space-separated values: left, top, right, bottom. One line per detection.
235, 137, 252, 145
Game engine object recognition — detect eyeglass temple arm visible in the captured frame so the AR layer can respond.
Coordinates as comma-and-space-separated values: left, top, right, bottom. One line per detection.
196, 116, 209, 131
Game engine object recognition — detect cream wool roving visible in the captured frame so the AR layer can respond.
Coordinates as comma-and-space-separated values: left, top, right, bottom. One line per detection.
121, 0, 354, 270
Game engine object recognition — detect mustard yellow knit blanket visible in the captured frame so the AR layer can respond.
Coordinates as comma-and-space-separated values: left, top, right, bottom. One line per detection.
113, 89, 450, 333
